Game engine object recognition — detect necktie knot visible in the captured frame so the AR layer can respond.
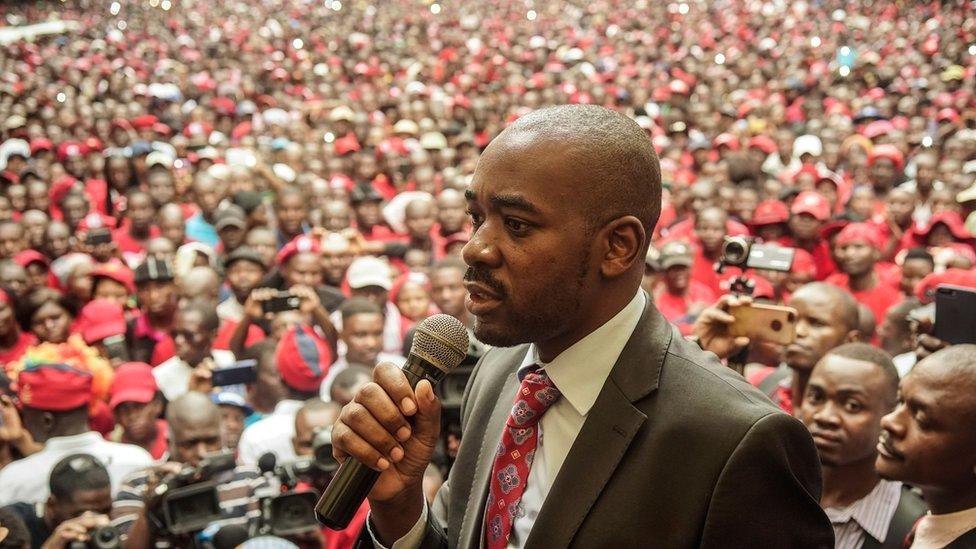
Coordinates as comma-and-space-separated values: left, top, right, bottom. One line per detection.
507, 370, 561, 428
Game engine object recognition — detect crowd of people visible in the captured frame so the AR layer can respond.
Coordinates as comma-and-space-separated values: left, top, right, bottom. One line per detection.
0, 0, 974, 546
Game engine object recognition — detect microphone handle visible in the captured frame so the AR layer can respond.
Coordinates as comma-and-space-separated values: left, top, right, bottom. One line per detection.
315, 354, 447, 529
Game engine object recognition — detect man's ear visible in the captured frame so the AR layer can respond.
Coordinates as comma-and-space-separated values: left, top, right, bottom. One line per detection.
42, 411, 56, 431
846, 329, 861, 343
599, 216, 645, 279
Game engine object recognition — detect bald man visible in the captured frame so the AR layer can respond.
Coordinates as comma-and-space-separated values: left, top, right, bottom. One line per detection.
435, 188, 468, 235
112, 392, 269, 545
156, 203, 186, 248
178, 266, 221, 308
334, 105, 831, 548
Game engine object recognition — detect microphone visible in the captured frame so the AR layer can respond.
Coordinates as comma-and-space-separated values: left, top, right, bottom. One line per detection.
257, 452, 277, 475
212, 524, 249, 549
315, 314, 470, 529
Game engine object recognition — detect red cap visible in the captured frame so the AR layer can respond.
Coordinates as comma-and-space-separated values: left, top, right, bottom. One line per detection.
109, 362, 158, 411
131, 115, 159, 130
77, 212, 118, 232
275, 235, 321, 266
917, 211, 972, 241
334, 133, 361, 156
84, 137, 104, 153
276, 325, 333, 392
91, 262, 136, 294
867, 144, 905, 172
77, 299, 127, 345
750, 200, 790, 227
835, 222, 883, 248
791, 248, 817, 278
936, 108, 960, 124
29, 138, 53, 155
747, 135, 777, 155
13, 249, 49, 269
16, 364, 93, 411
915, 269, 976, 304
862, 120, 895, 140
790, 191, 831, 221
56, 141, 88, 162
713, 133, 740, 151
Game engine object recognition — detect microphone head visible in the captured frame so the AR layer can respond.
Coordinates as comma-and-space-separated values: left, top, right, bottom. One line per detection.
257, 452, 277, 474
410, 314, 470, 373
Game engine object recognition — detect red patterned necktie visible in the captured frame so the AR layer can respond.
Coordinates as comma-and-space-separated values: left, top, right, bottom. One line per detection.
484, 369, 561, 549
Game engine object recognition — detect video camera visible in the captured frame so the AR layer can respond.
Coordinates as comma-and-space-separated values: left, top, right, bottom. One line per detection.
68, 526, 120, 549
716, 236, 795, 296
151, 451, 238, 536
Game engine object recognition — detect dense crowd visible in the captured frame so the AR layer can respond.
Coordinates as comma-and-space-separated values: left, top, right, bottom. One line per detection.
0, 0, 974, 547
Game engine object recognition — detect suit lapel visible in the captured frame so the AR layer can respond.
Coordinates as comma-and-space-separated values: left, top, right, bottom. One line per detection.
525, 298, 673, 548
457, 364, 522, 549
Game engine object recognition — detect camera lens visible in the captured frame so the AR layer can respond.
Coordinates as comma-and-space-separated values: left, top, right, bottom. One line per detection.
722, 237, 750, 266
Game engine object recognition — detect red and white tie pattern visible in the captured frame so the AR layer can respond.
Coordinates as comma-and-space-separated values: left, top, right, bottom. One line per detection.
484, 369, 561, 549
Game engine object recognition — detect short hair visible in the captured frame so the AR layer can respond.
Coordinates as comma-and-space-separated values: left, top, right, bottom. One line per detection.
340, 297, 383, 322
0, 219, 23, 235
299, 398, 341, 417
794, 282, 860, 333
19, 288, 78, 331
178, 301, 220, 332
0, 507, 30, 548
504, 105, 661, 236
49, 453, 110, 500
274, 186, 305, 209
904, 247, 935, 267
825, 342, 899, 400
923, 344, 976, 379
330, 365, 372, 400
857, 304, 877, 341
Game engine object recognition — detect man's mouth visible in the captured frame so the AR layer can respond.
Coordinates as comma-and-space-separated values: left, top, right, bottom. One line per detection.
876, 433, 904, 461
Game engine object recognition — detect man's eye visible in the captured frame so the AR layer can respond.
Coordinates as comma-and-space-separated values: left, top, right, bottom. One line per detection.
504, 218, 528, 234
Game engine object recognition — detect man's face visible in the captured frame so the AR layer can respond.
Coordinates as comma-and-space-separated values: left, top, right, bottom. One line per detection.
147, 171, 176, 206
106, 157, 131, 190
321, 247, 353, 287
836, 241, 877, 278
351, 285, 388, 309
62, 196, 90, 230
157, 214, 185, 247
343, 312, 384, 365
353, 200, 382, 229
136, 280, 177, 318
405, 203, 436, 240
115, 399, 162, 445
900, 258, 933, 296
321, 202, 351, 232
292, 408, 339, 458
92, 278, 129, 308
44, 224, 72, 258
193, 179, 222, 216
245, 231, 278, 267
0, 300, 17, 337
226, 260, 264, 303
127, 194, 155, 231
695, 215, 725, 254
788, 213, 822, 241
915, 157, 937, 189
0, 225, 26, 258
25, 263, 48, 292
876, 360, 976, 494
799, 355, 893, 468
869, 159, 896, 189
785, 290, 853, 372
430, 267, 467, 318
172, 420, 223, 467
282, 253, 323, 288
172, 311, 214, 366
461, 136, 603, 348
27, 183, 50, 212
218, 225, 246, 251
437, 194, 467, 234
885, 191, 915, 226
32, 301, 71, 344
49, 487, 113, 528
275, 194, 307, 237
218, 405, 246, 450
663, 265, 690, 293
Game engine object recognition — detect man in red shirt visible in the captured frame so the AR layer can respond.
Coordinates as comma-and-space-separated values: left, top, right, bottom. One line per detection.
112, 190, 160, 263
690, 207, 736, 294
0, 289, 35, 369
108, 362, 168, 460
653, 240, 716, 335
785, 191, 836, 280
827, 223, 903, 326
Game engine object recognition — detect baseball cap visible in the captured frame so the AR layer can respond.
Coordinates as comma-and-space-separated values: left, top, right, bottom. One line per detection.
346, 256, 393, 290
134, 256, 175, 284
835, 223, 882, 248
419, 132, 448, 151
393, 119, 419, 136
12, 250, 49, 269
223, 246, 265, 270
349, 185, 383, 204
276, 325, 333, 393
77, 299, 126, 345
658, 241, 694, 270
790, 191, 831, 222
17, 363, 93, 412
211, 391, 253, 416
145, 151, 173, 170
750, 200, 790, 227
108, 362, 158, 411
91, 262, 136, 294
793, 135, 823, 159
275, 235, 321, 266
214, 205, 247, 232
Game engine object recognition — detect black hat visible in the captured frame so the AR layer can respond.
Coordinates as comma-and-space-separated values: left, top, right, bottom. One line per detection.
349, 185, 382, 204
134, 255, 175, 284
223, 246, 265, 270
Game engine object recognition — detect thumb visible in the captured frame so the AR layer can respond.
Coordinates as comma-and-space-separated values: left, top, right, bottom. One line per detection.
411, 380, 441, 446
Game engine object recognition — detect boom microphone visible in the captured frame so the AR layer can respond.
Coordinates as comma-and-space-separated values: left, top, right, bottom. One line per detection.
314, 314, 470, 529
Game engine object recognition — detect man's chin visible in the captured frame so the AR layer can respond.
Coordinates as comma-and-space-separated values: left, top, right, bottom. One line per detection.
472, 318, 531, 348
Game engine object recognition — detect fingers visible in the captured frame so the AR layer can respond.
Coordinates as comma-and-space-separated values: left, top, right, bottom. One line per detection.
339, 400, 405, 462
331, 421, 394, 471
410, 380, 441, 446
373, 363, 419, 417
356, 383, 412, 442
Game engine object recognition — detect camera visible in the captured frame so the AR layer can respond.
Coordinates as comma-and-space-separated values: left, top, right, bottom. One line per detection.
719, 236, 795, 273
152, 451, 237, 535
68, 526, 120, 549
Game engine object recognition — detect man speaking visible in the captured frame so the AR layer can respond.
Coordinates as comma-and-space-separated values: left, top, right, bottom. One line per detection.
331, 105, 833, 548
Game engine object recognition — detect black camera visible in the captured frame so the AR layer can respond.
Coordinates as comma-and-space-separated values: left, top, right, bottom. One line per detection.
719, 236, 795, 273
68, 526, 120, 549
153, 451, 237, 535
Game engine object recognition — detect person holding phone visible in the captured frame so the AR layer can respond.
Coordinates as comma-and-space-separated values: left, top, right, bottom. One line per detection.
108, 363, 168, 461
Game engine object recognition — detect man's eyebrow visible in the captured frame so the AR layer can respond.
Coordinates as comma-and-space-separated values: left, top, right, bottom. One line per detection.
489, 193, 541, 214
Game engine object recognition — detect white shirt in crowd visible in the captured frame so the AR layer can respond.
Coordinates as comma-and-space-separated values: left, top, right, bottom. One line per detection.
377, 290, 646, 549
0, 432, 153, 505
912, 506, 976, 549
153, 349, 236, 402
236, 399, 305, 466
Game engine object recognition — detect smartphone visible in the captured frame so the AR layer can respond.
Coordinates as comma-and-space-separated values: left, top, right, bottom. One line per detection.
262, 291, 301, 314
102, 334, 129, 362
211, 359, 258, 387
728, 303, 798, 346
86, 228, 113, 246
933, 285, 976, 345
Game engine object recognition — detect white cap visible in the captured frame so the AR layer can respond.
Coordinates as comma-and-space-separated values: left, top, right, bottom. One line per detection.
420, 132, 448, 151
145, 151, 173, 170
793, 134, 823, 159
346, 256, 393, 290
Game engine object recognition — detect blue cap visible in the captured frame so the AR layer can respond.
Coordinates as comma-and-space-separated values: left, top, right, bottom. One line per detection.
211, 391, 253, 416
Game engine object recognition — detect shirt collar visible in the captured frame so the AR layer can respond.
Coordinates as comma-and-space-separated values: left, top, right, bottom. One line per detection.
915, 505, 976, 549
518, 290, 646, 417
825, 479, 902, 543
45, 431, 104, 449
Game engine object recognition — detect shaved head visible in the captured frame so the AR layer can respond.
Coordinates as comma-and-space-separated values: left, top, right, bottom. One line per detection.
180, 266, 220, 302
502, 105, 661, 236
167, 392, 220, 432
794, 282, 860, 333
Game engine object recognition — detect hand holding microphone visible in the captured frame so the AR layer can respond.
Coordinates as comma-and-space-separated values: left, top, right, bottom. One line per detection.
317, 315, 469, 540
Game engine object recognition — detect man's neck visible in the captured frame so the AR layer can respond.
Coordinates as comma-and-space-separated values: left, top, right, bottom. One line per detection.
536, 287, 636, 363
821, 457, 882, 509
848, 269, 879, 292
410, 235, 432, 249
130, 225, 151, 240
123, 424, 158, 451
923, 486, 976, 515
146, 311, 174, 330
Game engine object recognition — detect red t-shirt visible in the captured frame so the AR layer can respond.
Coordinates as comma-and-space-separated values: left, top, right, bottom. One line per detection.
0, 332, 36, 371
653, 281, 717, 335
213, 320, 266, 351
825, 271, 904, 326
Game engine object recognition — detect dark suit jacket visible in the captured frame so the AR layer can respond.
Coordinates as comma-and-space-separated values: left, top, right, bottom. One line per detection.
370, 298, 833, 548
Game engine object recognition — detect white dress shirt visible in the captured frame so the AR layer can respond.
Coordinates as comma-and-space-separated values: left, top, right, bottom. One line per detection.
912, 506, 976, 549
825, 479, 903, 549
0, 432, 153, 505
153, 350, 236, 402
377, 290, 647, 549
236, 399, 305, 466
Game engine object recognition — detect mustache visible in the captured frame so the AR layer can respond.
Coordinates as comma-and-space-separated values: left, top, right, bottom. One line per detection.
463, 267, 506, 297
